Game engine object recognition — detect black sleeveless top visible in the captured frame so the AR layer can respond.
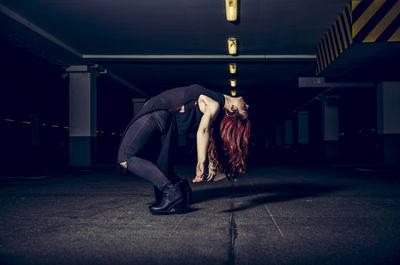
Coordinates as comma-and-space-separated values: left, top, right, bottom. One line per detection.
130, 84, 225, 135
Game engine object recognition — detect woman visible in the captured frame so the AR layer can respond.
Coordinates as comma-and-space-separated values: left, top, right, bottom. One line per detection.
118, 84, 250, 215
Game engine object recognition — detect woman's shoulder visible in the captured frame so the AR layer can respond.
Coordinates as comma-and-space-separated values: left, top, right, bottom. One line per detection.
198, 94, 220, 114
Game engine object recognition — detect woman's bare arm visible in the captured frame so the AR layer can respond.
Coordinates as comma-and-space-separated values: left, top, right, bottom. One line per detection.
192, 95, 220, 183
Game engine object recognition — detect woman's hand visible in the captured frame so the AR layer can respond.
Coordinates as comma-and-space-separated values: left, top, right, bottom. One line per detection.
207, 170, 216, 182
193, 162, 205, 183
207, 160, 217, 182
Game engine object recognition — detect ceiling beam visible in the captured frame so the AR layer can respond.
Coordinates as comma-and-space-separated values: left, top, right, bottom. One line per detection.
0, 4, 82, 59
106, 70, 150, 98
299, 77, 376, 88
83, 54, 316, 62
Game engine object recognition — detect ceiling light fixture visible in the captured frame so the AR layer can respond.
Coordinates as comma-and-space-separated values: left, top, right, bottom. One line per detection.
225, 0, 238, 21
229, 63, 237, 74
228, 37, 237, 55
230, 79, 237, 87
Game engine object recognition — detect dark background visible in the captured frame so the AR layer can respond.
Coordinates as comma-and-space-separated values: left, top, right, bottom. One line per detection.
0, 0, 397, 175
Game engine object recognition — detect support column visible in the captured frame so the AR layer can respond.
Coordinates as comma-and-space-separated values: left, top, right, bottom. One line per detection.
30, 114, 40, 147
275, 123, 283, 147
29, 114, 41, 169
67, 65, 97, 167
322, 95, 339, 159
298, 111, 309, 144
377, 82, 400, 166
264, 128, 274, 149
284, 120, 293, 146
296, 111, 310, 161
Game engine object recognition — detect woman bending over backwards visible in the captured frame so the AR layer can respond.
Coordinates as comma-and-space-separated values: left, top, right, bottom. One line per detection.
118, 84, 250, 215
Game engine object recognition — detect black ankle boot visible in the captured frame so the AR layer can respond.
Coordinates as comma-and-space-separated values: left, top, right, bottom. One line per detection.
150, 183, 184, 215
148, 186, 163, 209
179, 179, 192, 205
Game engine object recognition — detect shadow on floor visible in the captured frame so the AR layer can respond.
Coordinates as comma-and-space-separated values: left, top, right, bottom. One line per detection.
192, 182, 346, 213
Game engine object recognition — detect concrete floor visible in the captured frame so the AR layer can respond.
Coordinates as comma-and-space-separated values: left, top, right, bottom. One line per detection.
1, 164, 400, 265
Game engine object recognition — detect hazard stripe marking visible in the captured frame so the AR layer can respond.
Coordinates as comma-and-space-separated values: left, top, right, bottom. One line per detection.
352, 0, 362, 11
388, 25, 400, 41
347, 5, 354, 44
315, 0, 400, 75
338, 15, 349, 49
354, 0, 399, 42
316, 51, 321, 74
378, 10, 400, 41
353, 0, 374, 22
326, 32, 335, 61
334, 21, 344, 53
330, 27, 339, 57
318, 42, 327, 68
353, 0, 386, 38
344, 7, 353, 45
363, 0, 400, 42
323, 36, 331, 64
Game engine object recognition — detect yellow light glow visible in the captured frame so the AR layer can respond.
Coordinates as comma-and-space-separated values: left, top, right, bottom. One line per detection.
225, 0, 237, 21
229, 63, 237, 74
230, 79, 237, 87
230, 90, 237, 96
228, 37, 237, 55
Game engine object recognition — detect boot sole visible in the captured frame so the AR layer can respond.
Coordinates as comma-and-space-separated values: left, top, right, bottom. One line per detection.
150, 198, 184, 215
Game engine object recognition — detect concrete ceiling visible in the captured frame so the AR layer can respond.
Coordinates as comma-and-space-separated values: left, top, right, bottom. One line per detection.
1, 0, 350, 54
2, 0, 394, 119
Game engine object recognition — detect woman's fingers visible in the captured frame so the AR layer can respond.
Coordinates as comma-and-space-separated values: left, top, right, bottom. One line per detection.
192, 175, 204, 183
193, 172, 216, 183
193, 162, 206, 183
207, 172, 216, 182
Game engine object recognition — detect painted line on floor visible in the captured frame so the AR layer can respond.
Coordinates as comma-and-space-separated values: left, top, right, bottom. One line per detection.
169, 216, 186, 238
263, 204, 285, 238
248, 179, 285, 238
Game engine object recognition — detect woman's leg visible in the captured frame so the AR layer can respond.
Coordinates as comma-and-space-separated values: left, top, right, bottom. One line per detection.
118, 111, 170, 191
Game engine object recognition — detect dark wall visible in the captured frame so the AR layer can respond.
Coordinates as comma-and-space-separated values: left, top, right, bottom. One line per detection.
0, 42, 69, 175
0, 41, 381, 175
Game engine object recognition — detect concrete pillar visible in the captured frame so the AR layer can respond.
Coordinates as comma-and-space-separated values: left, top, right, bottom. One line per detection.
264, 128, 274, 149
30, 114, 40, 147
284, 120, 293, 145
377, 82, 400, 165
322, 95, 339, 159
298, 111, 309, 144
275, 124, 283, 146
29, 114, 41, 169
132, 98, 146, 118
67, 65, 98, 167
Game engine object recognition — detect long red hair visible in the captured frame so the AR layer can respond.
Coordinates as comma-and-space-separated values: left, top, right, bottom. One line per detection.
208, 111, 251, 178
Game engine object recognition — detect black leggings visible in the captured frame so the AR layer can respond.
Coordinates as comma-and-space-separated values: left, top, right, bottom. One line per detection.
118, 110, 176, 190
